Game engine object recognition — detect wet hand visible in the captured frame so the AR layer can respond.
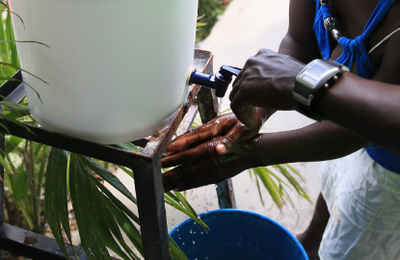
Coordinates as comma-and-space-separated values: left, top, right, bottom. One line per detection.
161, 136, 257, 191
165, 112, 266, 156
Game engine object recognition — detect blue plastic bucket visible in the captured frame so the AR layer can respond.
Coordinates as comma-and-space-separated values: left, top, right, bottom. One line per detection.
170, 209, 308, 260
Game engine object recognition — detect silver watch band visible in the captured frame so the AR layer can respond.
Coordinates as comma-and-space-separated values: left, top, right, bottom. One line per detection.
293, 59, 349, 120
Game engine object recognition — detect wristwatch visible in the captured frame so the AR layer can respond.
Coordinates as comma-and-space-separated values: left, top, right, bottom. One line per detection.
293, 59, 349, 121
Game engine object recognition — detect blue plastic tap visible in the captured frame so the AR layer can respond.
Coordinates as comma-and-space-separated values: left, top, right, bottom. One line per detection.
188, 65, 242, 97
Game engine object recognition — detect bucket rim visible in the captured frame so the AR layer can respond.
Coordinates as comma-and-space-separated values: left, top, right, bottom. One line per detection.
169, 208, 309, 259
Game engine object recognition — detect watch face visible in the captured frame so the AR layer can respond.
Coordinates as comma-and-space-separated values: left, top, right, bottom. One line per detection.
293, 59, 346, 107
298, 61, 332, 88
298, 73, 320, 89
297, 60, 341, 90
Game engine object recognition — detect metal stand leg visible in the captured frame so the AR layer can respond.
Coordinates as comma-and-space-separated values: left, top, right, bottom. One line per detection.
216, 179, 236, 209
132, 159, 169, 260
196, 55, 236, 209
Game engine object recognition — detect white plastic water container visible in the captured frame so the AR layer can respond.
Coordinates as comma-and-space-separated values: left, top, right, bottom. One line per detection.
8, 0, 198, 144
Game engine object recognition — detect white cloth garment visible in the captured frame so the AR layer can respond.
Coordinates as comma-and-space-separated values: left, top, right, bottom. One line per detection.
318, 149, 400, 260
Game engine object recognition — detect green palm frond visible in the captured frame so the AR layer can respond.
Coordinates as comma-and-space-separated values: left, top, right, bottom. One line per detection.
1, 137, 50, 233
1, 1, 19, 82
250, 165, 310, 209
46, 148, 144, 260
44, 145, 202, 260
169, 237, 189, 260
165, 191, 209, 231
45, 148, 76, 258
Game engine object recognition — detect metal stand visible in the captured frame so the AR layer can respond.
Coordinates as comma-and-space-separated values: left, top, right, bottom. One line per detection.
0, 49, 235, 260
195, 59, 236, 209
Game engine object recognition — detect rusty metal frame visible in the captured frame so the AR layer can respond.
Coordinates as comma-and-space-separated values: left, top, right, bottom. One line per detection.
0, 49, 235, 260
195, 59, 236, 209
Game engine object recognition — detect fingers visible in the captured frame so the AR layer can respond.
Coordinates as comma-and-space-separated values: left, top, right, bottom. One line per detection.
165, 114, 237, 154
216, 143, 228, 155
229, 69, 258, 128
165, 128, 210, 154
230, 68, 244, 98
217, 107, 270, 155
161, 137, 221, 168
162, 139, 256, 192
230, 102, 257, 129
216, 121, 248, 155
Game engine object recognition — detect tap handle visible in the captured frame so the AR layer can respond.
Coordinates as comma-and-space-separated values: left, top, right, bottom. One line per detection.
188, 65, 242, 98
219, 65, 242, 78
215, 65, 242, 97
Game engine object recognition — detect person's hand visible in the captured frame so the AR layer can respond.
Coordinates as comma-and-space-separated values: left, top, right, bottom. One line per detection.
230, 48, 305, 128
165, 111, 268, 156
161, 136, 258, 191
160, 112, 267, 191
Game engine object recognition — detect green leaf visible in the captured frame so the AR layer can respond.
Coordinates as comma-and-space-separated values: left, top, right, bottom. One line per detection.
0, 76, 44, 104
165, 192, 209, 231
115, 142, 141, 153
274, 164, 310, 202
45, 148, 76, 258
252, 167, 285, 208
78, 155, 137, 205
97, 186, 143, 259
95, 193, 141, 260
69, 154, 113, 259
255, 176, 265, 206
70, 154, 146, 260
0, 2, 25, 31
169, 236, 189, 260
0, 40, 49, 48
116, 165, 134, 178
4, 135, 23, 154
93, 176, 140, 225
0, 101, 31, 120
249, 163, 311, 209
0, 62, 48, 84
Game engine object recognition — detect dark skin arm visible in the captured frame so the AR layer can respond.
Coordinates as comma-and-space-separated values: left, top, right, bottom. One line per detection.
279, 0, 321, 62
162, 136, 256, 191
230, 0, 368, 150
162, 0, 400, 191
230, 0, 400, 153
161, 0, 320, 156
162, 119, 365, 191
161, 0, 365, 192
282, 0, 400, 156
314, 73, 400, 155
227, 48, 400, 155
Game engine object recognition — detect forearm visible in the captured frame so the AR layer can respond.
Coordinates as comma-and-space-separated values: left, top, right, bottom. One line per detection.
250, 120, 369, 167
314, 73, 400, 155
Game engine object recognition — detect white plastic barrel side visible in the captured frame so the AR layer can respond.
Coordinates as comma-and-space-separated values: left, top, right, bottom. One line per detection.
8, 0, 198, 144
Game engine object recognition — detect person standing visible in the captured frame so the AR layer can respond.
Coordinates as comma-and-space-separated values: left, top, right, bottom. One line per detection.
162, 0, 400, 259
